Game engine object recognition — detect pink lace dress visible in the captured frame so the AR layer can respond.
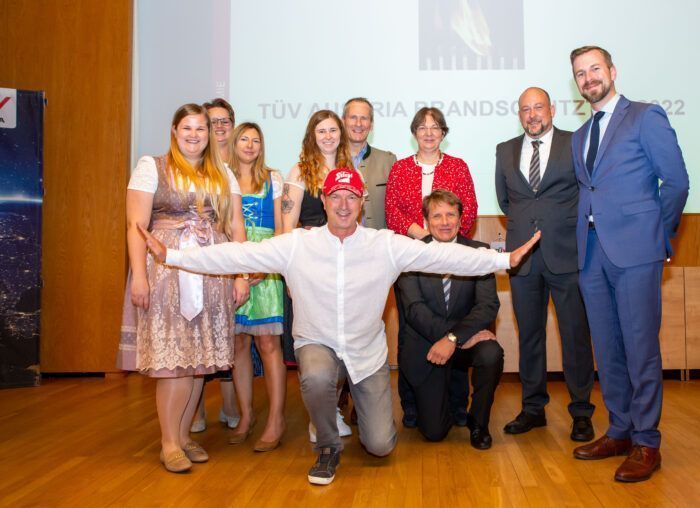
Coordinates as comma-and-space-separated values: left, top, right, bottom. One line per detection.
117, 156, 236, 377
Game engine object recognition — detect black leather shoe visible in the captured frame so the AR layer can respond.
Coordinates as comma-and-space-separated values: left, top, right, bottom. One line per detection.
570, 416, 594, 442
466, 414, 492, 449
452, 408, 469, 427
503, 411, 546, 434
402, 407, 417, 428
470, 427, 492, 450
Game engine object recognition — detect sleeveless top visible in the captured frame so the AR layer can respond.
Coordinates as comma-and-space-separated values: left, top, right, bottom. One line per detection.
299, 189, 326, 228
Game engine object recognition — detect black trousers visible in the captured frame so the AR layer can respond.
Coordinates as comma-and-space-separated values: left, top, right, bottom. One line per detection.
395, 285, 470, 416
410, 340, 504, 442
398, 362, 468, 414
509, 247, 595, 418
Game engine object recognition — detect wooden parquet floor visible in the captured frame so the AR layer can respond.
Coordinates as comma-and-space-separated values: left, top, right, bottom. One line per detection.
1, 372, 699, 507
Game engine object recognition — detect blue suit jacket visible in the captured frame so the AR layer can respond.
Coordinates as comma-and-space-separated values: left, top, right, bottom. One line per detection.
572, 95, 689, 269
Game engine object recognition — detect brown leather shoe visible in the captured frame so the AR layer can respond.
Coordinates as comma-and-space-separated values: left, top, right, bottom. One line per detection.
573, 435, 632, 460
614, 445, 661, 482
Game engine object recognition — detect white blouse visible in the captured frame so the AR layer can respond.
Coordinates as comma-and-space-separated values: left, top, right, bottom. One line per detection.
127, 156, 242, 195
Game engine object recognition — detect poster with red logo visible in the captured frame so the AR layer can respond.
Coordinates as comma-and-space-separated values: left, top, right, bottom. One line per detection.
0, 88, 44, 388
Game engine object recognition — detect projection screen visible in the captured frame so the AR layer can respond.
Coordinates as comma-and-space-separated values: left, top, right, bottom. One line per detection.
135, 0, 697, 215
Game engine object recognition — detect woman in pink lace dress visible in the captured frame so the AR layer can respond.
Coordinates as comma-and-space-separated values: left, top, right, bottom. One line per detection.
117, 103, 247, 473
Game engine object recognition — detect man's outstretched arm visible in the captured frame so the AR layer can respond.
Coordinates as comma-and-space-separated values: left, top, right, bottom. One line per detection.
137, 224, 290, 276
392, 230, 541, 277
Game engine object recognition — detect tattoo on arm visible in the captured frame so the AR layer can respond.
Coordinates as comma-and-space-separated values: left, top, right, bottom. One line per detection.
281, 184, 295, 214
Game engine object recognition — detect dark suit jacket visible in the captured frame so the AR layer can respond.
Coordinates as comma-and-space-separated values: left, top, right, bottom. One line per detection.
572, 95, 689, 268
396, 235, 500, 387
495, 127, 579, 276
357, 145, 397, 229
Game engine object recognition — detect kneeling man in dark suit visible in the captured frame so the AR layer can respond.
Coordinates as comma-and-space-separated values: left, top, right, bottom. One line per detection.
396, 189, 503, 449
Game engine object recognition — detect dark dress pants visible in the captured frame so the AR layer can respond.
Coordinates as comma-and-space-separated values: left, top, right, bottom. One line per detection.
510, 247, 595, 418
396, 284, 470, 415
412, 340, 503, 441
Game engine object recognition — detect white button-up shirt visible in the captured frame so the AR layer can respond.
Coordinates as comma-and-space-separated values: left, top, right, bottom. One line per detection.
519, 127, 554, 182
166, 225, 510, 383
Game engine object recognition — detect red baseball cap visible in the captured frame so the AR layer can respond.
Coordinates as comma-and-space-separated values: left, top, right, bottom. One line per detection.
323, 168, 364, 197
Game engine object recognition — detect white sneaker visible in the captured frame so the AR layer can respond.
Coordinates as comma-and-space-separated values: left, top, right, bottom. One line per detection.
219, 407, 240, 429
190, 415, 206, 433
190, 411, 207, 432
309, 408, 352, 443
337, 408, 352, 437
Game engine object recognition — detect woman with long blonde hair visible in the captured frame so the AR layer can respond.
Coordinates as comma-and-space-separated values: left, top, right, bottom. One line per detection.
117, 103, 247, 473
226, 122, 287, 451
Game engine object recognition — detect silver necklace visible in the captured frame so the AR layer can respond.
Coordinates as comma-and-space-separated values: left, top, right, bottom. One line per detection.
414, 152, 443, 175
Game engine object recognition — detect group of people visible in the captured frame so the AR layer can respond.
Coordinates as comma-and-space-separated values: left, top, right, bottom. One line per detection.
118, 45, 689, 486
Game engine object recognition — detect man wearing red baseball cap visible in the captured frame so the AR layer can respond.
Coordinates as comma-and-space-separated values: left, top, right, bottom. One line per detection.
139, 168, 540, 485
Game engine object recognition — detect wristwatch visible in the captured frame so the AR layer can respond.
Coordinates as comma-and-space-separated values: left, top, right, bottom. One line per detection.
446, 333, 458, 344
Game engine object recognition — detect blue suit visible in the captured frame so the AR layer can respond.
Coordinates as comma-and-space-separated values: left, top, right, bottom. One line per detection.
572, 95, 689, 448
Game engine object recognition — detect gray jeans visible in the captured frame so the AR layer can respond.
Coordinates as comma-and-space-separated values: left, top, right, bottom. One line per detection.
295, 343, 397, 456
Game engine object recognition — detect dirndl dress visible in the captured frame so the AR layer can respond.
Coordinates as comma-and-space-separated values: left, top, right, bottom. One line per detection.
235, 175, 284, 376
117, 155, 236, 377
235, 175, 283, 336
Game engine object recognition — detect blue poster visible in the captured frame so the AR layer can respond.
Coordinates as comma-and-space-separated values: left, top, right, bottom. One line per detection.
0, 88, 44, 388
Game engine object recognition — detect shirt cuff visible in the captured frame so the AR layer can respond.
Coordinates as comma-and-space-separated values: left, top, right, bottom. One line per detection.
165, 248, 182, 266
496, 251, 510, 270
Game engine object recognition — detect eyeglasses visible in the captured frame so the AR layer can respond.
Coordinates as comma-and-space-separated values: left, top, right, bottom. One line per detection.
416, 125, 442, 134
211, 118, 233, 127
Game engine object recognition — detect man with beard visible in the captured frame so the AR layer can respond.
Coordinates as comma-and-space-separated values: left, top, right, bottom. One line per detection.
495, 87, 595, 442
569, 46, 688, 482
342, 97, 396, 229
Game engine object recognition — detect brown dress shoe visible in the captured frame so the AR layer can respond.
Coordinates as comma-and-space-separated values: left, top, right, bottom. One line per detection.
614, 445, 661, 482
573, 435, 632, 460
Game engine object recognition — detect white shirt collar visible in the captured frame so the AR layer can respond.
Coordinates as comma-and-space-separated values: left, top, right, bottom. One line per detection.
595, 93, 620, 116
524, 126, 554, 146
322, 223, 363, 245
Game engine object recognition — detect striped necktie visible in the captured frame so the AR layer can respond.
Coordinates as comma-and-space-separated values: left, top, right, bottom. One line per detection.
529, 140, 541, 192
443, 275, 451, 310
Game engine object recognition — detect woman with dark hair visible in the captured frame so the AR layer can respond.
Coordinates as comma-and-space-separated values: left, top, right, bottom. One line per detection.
117, 103, 247, 473
281, 110, 356, 441
189, 98, 245, 434
204, 98, 236, 162
385, 107, 478, 239
226, 122, 287, 451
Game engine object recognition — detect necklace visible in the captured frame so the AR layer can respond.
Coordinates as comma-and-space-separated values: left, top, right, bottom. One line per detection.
414, 152, 443, 175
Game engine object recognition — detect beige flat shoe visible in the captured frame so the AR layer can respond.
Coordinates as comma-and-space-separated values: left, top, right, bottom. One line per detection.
183, 441, 209, 463
228, 417, 256, 445
159, 449, 192, 473
253, 437, 281, 452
